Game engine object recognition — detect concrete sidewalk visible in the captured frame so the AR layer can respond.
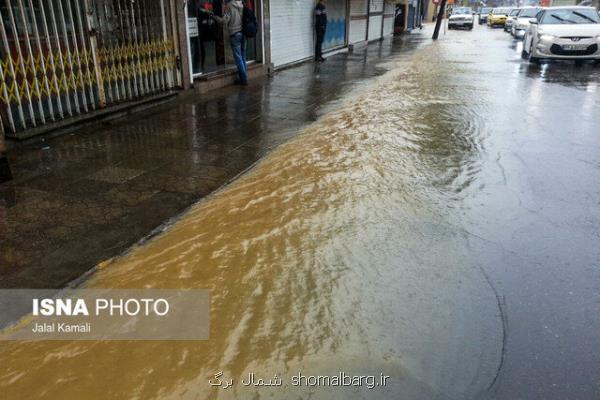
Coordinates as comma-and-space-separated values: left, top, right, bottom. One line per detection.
0, 32, 427, 289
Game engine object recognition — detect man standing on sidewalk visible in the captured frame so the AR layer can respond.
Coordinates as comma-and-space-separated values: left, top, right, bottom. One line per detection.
315, 0, 327, 62
213, 0, 248, 85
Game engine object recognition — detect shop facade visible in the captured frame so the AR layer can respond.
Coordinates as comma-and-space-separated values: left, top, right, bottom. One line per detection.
1, 0, 399, 142
0, 0, 181, 139
269, 0, 395, 68
269, 0, 349, 68
184, 0, 262, 81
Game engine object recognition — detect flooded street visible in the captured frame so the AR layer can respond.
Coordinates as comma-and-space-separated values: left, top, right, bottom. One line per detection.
1, 25, 600, 400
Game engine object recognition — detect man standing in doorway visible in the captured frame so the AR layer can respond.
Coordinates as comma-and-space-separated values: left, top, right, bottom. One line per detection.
315, 0, 327, 62
213, 0, 248, 85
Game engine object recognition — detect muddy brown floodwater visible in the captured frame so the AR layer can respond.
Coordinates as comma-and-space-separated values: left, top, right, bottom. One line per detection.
0, 41, 504, 400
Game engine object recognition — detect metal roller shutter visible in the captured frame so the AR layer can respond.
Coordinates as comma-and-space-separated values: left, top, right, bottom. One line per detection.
349, 0, 367, 44
368, 0, 384, 40
270, 0, 314, 68
383, 0, 395, 36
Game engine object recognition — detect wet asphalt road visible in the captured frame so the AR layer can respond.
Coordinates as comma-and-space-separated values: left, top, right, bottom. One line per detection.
1, 24, 599, 400
439, 25, 600, 399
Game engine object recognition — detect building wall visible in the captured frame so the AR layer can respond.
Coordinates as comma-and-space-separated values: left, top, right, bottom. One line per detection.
425, 0, 437, 23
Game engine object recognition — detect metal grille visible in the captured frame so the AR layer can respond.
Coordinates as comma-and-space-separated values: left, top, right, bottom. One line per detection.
0, 0, 177, 135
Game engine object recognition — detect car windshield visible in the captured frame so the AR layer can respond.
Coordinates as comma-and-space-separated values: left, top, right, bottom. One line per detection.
541, 8, 600, 24
519, 8, 540, 18
481, 8, 492, 13
492, 8, 510, 15
509, 9, 520, 16
454, 8, 472, 15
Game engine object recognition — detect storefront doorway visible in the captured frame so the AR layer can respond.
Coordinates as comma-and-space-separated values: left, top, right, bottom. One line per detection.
394, 3, 407, 34
185, 0, 258, 80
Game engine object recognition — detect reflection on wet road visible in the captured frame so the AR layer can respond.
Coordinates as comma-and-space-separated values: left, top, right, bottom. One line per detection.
1, 26, 600, 400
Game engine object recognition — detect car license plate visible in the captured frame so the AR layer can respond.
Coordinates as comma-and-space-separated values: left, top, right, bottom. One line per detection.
562, 44, 587, 51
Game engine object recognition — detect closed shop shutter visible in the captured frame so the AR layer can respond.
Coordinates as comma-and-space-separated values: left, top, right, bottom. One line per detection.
323, 0, 348, 50
349, 0, 368, 44
270, 0, 314, 67
368, 0, 384, 40
383, 0, 395, 36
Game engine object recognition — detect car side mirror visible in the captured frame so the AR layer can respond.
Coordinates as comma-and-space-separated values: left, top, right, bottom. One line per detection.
529, 18, 538, 24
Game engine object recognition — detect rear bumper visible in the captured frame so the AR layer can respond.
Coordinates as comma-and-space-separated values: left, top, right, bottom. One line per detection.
488, 18, 506, 25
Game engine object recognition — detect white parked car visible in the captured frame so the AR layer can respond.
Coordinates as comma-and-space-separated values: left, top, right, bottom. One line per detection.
448, 7, 475, 30
522, 6, 600, 63
512, 7, 544, 38
505, 8, 521, 32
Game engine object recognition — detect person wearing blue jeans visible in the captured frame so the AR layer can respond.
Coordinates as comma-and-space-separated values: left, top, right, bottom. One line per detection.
212, 0, 248, 85
230, 31, 247, 85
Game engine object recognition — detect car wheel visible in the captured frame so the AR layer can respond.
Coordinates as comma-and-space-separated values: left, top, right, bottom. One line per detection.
468, 25, 473, 30
521, 38, 530, 59
528, 45, 539, 64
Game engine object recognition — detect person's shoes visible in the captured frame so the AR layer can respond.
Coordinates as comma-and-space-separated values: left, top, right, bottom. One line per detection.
316, 57, 325, 62
234, 79, 248, 86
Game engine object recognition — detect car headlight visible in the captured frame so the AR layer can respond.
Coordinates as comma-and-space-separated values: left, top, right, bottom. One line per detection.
538, 33, 556, 41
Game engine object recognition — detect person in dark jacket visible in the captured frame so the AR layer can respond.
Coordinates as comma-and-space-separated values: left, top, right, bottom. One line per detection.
315, 0, 327, 62
196, 1, 217, 72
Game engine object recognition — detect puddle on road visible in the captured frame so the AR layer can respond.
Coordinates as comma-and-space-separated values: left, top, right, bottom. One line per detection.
0, 43, 502, 400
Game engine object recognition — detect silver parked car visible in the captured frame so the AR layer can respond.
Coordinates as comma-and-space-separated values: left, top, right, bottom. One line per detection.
505, 8, 521, 32
478, 7, 493, 25
511, 7, 544, 38
522, 6, 600, 63
448, 7, 475, 30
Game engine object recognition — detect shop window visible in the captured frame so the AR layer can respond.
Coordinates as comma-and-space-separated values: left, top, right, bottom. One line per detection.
187, 0, 257, 77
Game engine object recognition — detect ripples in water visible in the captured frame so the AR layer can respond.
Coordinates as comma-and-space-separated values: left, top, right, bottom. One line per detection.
0, 42, 501, 400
